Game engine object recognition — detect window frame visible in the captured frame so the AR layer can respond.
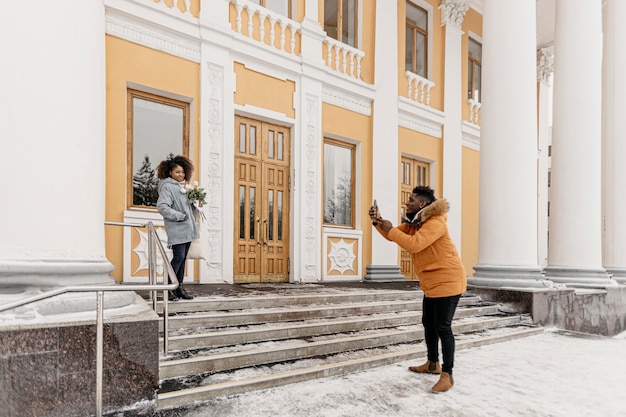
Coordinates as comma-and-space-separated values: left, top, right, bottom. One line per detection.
468, 37, 482, 101
405, 1, 428, 77
324, 0, 359, 48
126, 89, 190, 210
323, 138, 356, 228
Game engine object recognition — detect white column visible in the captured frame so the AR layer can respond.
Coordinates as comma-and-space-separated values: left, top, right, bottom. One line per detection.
294, 0, 325, 283
602, 0, 626, 284
537, 48, 554, 268
545, 0, 614, 287
440, 0, 469, 249
469, 0, 546, 287
0, 1, 113, 288
198, 0, 236, 283
367, 0, 403, 280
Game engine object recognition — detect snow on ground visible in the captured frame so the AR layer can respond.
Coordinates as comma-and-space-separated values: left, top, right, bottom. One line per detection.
162, 329, 626, 417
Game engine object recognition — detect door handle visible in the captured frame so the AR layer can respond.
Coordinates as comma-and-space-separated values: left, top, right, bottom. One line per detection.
256, 218, 261, 246
262, 218, 268, 247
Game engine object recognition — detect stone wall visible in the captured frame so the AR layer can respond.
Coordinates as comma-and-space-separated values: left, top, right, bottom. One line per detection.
468, 285, 626, 337
0, 319, 159, 417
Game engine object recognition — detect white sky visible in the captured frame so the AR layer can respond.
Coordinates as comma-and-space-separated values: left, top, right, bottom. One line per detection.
174, 329, 625, 417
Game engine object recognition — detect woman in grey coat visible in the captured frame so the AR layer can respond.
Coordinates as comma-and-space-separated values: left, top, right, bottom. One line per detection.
156, 154, 199, 301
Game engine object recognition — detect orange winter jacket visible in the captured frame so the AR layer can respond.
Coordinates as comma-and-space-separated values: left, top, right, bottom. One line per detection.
375, 199, 467, 298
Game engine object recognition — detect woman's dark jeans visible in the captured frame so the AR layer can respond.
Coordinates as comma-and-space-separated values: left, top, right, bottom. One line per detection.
169, 242, 191, 285
422, 294, 462, 374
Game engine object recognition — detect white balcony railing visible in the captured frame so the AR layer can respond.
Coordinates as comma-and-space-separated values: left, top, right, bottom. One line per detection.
468, 98, 481, 125
405, 71, 435, 106
152, 0, 197, 17
230, 0, 301, 56
323, 37, 364, 80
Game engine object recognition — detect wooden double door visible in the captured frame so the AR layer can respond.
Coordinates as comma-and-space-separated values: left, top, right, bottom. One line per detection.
234, 116, 290, 283
400, 157, 430, 280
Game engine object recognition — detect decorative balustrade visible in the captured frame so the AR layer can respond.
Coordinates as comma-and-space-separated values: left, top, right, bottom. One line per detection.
468, 98, 481, 125
151, 0, 199, 17
405, 71, 435, 106
323, 37, 364, 80
229, 0, 301, 56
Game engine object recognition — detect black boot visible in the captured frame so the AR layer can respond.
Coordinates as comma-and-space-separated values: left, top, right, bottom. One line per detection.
177, 286, 194, 300
168, 291, 179, 302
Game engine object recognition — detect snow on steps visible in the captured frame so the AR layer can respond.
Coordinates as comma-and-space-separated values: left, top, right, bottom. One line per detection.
155, 290, 542, 411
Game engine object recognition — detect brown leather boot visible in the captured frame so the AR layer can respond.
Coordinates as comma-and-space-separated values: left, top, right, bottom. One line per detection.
408, 360, 441, 374
431, 371, 454, 393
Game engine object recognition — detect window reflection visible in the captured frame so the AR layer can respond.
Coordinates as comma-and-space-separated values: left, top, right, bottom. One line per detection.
131, 94, 185, 208
323, 141, 353, 226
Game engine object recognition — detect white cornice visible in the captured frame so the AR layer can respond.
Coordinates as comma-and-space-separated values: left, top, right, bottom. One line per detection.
322, 85, 373, 116
105, 8, 201, 63
398, 97, 444, 138
462, 120, 481, 150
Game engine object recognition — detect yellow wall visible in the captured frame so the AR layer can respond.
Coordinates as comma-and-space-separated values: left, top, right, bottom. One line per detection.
233, 62, 296, 118
322, 102, 374, 266
398, 126, 443, 205
105, 35, 200, 281
461, 146, 480, 276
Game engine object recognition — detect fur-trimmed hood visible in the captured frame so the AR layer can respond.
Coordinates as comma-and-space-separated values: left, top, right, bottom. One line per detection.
403, 198, 449, 227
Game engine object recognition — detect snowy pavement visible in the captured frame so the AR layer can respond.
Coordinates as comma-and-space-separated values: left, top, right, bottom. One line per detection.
137, 329, 625, 417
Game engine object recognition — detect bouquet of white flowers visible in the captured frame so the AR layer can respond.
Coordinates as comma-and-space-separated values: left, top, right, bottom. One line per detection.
185, 181, 207, 206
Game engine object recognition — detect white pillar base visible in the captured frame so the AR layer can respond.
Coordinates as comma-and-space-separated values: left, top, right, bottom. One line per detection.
607, 268, 626, 284
544, 267, 617, 288
469, 265, 550, 288
0, 259, 114, 287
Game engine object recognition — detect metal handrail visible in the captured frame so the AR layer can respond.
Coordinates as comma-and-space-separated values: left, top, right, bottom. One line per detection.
0, 221, 179, 417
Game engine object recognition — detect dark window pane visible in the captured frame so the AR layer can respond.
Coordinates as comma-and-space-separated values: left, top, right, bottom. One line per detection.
277, 191, 283, 241
239, 186, 245, 239
268, 190, 274, 240
250, 187, 256, 240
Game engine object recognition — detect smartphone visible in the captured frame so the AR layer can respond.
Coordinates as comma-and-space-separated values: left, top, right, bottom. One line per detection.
373, 199, 377, 207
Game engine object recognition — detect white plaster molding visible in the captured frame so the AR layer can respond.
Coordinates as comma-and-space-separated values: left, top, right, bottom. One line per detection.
203, 63, 225, 278
398, 97, 445, 138
439, 0, 470, 29
105, 10, 201, 62
322, 228, 363, 281
322, 85, 372, 116
462, 120, 481, 150
304, 94, 321, 281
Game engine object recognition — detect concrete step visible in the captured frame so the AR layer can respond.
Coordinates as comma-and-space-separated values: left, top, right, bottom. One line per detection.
159, 315, 523, 380
164, 304, 501, 352
161, 295, 485, 331
157, 326, 544, 410
159, 290, 424, 314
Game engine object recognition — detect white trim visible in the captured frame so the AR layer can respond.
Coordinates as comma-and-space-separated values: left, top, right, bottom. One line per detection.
234, 104, 296, 127
105, 8, 201, 63
322, 85, 373, 116
398, 97, 445, 138
322, 228, 363, 281
462, 120, 481, 150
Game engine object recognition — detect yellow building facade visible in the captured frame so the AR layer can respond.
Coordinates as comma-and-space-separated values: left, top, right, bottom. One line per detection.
104, 0, 484, 284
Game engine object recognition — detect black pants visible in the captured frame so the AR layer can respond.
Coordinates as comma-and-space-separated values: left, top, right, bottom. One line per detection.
169, 242, 191, 285
422, 294, 461, 374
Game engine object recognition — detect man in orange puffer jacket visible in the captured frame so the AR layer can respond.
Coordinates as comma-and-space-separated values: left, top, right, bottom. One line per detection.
370, 185, 467, 393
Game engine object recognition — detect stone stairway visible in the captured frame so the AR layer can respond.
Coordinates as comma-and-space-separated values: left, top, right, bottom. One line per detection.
154, 285, 542, 411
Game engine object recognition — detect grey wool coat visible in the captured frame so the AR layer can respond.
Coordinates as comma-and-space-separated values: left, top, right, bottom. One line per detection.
157, 177, 199, 246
